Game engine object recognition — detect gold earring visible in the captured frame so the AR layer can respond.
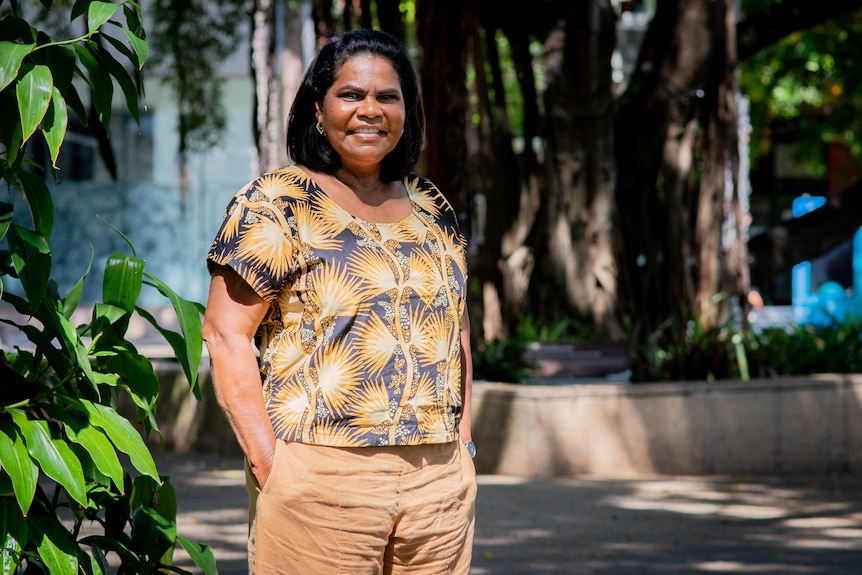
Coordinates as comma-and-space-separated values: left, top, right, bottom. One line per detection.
316, 122, 324, 135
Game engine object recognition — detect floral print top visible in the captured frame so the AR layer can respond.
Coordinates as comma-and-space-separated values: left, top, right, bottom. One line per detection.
207, 166, 468, 447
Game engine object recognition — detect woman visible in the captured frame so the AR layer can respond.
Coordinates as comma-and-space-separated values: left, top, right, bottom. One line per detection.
202, 29, 476, 574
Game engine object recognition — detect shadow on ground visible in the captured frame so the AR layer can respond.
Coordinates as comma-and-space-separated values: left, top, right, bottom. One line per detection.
154, 452, 862, 575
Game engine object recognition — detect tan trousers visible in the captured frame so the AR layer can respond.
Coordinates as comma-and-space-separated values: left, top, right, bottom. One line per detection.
247, 440, 476, 575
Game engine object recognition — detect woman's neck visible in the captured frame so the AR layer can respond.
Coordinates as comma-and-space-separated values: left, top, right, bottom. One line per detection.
333, 168, 399, 206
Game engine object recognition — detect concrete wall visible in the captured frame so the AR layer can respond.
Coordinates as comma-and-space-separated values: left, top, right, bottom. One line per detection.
147, 363, 862, 477
471, 375, 862, 477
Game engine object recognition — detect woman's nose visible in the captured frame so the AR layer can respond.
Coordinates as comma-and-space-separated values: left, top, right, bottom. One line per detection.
358, 98, 381, 117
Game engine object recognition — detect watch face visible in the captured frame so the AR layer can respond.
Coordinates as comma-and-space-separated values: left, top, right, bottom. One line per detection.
464, 440, 477, 459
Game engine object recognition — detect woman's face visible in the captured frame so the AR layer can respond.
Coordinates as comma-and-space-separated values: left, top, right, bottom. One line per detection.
316, 54, 406, 175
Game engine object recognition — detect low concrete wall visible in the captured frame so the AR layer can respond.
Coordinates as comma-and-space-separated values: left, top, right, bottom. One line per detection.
147, 362, 862, 477
472, 375, 862, 477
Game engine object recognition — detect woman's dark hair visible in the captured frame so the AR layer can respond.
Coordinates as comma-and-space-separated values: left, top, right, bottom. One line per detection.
287, 29, 425, 182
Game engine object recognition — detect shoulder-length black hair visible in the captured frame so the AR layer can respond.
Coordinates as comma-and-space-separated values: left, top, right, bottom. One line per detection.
286, 29, 425, 182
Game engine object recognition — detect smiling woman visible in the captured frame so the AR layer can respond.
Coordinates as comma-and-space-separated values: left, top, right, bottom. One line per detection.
201, 29, 477, 575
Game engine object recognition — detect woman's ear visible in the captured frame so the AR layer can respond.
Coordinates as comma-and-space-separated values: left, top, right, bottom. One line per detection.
314, 101, 323, 124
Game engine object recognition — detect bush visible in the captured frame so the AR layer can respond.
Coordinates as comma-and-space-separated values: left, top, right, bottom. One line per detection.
1, 3, 214, 573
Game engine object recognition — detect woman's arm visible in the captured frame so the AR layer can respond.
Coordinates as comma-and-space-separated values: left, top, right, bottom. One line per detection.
458, 309, 473, 443
202, 264, 276, 487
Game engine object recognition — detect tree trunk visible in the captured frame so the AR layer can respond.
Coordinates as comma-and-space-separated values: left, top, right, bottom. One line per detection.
615, 0, 730, 351
251, 0, 279, 174
539, 0, 620, 338
694, 0, 749, 326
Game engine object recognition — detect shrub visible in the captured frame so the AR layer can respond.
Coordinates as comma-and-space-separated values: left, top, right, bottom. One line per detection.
1, 2, 214, 573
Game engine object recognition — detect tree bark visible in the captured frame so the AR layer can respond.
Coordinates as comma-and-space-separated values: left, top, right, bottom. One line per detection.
540, 0, 620, 338
694, 0, 749, 326
251, 0, 279, 174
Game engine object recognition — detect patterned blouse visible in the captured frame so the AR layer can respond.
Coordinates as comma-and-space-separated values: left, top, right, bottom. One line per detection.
207, 166, 468, 447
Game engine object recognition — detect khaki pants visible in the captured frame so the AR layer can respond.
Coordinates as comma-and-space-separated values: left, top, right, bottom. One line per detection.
247, 440, 476, 575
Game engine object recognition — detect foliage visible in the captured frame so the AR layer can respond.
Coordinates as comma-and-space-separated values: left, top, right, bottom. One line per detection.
630, 299, 862, 383
0, 1, 214, 573
748, 320, 862, 377
628, 300, 748, 383
740, 5, 862, 173
147, 0, 247, 154
471, 337, 533, 383
473, 316, 595, 383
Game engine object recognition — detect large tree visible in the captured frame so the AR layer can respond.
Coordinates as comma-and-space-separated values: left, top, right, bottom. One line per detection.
263, 1, 862, 376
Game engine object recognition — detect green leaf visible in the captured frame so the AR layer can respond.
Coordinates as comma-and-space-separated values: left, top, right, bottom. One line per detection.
0, 41, 35, 93
103, 252, 145, 313
177, 535, 218, 575
0, 202, 12, 242
97, 347, 160, 433
0, 419, 38, 515
62, 248, 92, 319
42, 87, 68, 169
8, 224, 51, 314
80, 535, 141, 569
131, 506, 175, 565
65, 422, 124, 491
85, 542, 110, 575
100, 35, 141, 123
78, 400, 158, 481
87, 1, 119, 35
74, 43, 112, 133
122, 26, 148, 70
15, 62, 53, 145
141, 275, 205, 396
122, 3, 148, 67
0, 498, 27, 574
28, 514, 79, 575
19, 169, 54, 240
9, 411, 88, 506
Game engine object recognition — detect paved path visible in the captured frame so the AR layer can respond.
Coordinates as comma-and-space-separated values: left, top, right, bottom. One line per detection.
154, 452, 862, 574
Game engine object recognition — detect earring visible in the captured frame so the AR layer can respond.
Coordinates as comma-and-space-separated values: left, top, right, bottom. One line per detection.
315, 122, 324, 135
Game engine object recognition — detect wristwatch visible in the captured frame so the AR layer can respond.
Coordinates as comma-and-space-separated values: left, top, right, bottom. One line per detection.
463, 440, 477, 459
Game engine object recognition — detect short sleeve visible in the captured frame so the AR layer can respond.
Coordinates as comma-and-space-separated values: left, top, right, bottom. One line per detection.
207, 180, 297, 303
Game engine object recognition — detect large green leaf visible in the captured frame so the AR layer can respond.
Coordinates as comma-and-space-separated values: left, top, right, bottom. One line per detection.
99, 37, 140, 123
62, 248, 92, 319
42, 87, 68, 169
8, 224, 51, 313
28, 514, 79, 575
87, 1, 119, 35
65, 422, 124, 491
0, 41, 35, 92
96, 347, 160, 434
177, 535, 218, 575
141, 275, 205, 396
19, 169, 54, 240
0, 202, 12, 242
74, 43, 112, 133
9, 411, 88, 506
78, 400, 158, 481
79, 535, 141, 569
0, 498, 26, 574
122, 3, 148, 69
103, 252, 145, 313
36, 297, 97, 388
0, 419, 38, 514
131, 506, 175, 566
15, 62, 53, 145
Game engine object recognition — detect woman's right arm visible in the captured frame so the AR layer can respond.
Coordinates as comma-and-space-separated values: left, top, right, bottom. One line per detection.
202, 264, 276, 487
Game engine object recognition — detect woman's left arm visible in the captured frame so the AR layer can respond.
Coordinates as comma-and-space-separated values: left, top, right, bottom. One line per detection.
459, 309, 473, 442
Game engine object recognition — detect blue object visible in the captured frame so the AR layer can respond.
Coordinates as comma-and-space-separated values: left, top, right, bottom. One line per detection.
791, 195, 862, 325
